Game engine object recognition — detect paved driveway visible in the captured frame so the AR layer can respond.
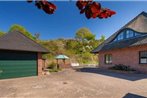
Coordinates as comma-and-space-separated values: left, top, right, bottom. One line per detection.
0, 68, 147, 98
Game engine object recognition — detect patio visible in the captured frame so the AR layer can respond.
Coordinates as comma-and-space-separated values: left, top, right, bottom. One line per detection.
0, 68, 147, 98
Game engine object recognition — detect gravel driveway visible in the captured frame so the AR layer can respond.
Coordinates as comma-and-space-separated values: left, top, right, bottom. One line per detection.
0, 68, 147, 98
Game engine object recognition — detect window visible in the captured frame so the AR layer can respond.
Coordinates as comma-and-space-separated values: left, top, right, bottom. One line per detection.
117, 32, 124, 40
113, 38, 117, 42
113, 31, 125, 42
139, 51, 147, 64
135, 33, 141, 36
105, 54, 112, 64
126, 30, 134, 38
113, 29, 143, 42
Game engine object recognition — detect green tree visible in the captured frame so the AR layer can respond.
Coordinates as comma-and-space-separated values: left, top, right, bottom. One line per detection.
0, 31, 5, 37
100, 35, 105, 42
75, 28, 95, 42
9, 24, 36, 40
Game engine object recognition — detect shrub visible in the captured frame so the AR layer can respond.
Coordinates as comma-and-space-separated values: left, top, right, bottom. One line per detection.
109, 64, 136, 71
48, 62, 57, 69
48, 62, 62, 73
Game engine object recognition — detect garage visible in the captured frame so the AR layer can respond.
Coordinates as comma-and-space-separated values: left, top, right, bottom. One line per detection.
0, 31, 48, 79
0, 51, 37, 79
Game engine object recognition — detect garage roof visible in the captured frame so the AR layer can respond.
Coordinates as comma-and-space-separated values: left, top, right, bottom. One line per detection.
0, 31, 49, 53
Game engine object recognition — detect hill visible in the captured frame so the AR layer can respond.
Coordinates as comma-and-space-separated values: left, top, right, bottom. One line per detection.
0, 25, 105, 65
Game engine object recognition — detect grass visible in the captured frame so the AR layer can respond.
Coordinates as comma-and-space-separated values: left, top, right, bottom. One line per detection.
49, 68, 62, 73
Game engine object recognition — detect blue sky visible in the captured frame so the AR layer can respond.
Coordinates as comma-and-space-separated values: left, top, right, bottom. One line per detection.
0, 1, 147, 40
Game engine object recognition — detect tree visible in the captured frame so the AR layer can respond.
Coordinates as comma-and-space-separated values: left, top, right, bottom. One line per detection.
9, 24, 36, 40
34, 33, 40, 40
0, 31, 5, 37
75, 28, 96, 54
75, 28, 95, 42
27, 0, 116, 19
100, 35, 105, 42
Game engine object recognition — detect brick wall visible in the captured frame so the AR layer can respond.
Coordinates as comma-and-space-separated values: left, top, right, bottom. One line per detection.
98, 45, 147, 73
37, 52, 43, 76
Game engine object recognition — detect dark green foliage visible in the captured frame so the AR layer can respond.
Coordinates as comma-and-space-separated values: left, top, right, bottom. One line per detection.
109, 64, 136, 71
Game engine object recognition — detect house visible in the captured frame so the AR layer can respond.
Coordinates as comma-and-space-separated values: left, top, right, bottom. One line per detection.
0, 31, 48, 79
92, 11, 147, 73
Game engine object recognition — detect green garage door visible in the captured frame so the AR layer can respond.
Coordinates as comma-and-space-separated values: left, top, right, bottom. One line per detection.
0, 50, 37, 79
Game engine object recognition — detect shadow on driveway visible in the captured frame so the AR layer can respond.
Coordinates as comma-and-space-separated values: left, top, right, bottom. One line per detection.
76, 67, 147, 81
123, 93, 146, 98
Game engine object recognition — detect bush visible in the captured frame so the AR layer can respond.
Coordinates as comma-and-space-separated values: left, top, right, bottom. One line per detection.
47, 62, 62, 73
109, 64, 136, 71
48, 62, 57, 69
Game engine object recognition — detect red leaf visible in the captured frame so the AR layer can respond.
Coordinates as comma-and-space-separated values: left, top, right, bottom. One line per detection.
90, 2, 101, 13
35, 1, 42, 9
98, 11, 108, 18
80, 9, 85, 14
92, 13, 99, 18
76, 0, 91, 10
38, 0, 57, 14
48, 2, 57, 10
97, 8, 116, 19
27, 0, 33, 3
85, 9, 91, 19
76, 1, 84, 10
90, 2, 101, 18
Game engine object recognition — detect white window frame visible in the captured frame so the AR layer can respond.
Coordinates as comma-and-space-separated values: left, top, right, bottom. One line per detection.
139, 51, 147, 64
105, 54, 112, 64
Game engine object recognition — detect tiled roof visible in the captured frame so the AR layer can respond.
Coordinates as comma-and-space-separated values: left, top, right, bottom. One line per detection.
101, 35, 147, 51
0, 31, 49, 53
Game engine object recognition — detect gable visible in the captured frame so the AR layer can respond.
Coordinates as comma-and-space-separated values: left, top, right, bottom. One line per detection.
112, 28, 146, 42
92, 11, 147, 53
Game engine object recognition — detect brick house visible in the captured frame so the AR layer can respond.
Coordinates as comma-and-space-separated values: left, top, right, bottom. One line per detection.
0, 31, 48, 79
92, 12, 147, 73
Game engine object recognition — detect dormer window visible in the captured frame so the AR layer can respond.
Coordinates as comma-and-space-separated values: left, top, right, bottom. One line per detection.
126, 30, 134, 38
113, 29, 143, 42
117, 32, 124, 40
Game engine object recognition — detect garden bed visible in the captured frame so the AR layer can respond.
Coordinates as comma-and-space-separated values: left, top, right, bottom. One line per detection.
108, 64, 140, 74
